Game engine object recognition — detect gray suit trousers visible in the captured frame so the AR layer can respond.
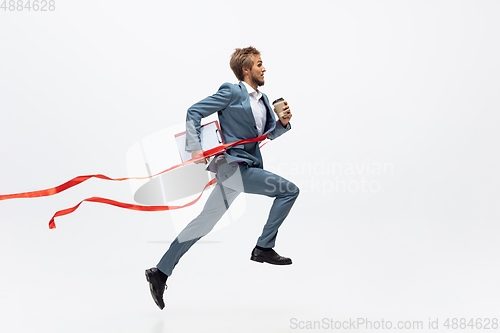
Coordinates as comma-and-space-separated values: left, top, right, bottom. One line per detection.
156, 161, 299, 276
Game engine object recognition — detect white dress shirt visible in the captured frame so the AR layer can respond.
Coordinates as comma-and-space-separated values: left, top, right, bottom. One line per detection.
242, 81, 267, 136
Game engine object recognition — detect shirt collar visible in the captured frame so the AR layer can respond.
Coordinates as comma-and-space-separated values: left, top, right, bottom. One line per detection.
242, 81, 262, 99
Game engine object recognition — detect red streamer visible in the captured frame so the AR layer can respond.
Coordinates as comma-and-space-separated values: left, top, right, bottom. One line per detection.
1, 134, 269, 229
47, 178, 217, 229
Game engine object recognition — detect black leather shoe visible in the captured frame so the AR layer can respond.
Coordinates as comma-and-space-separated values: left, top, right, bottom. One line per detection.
250, 247, 292, 265
145, 268, 167, 310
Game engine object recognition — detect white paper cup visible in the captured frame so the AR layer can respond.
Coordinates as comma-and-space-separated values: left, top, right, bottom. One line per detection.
273, 98, 285, 118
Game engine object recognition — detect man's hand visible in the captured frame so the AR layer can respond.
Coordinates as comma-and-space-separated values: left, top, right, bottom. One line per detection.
275, 101, 292, 128
191, 149, 208, 164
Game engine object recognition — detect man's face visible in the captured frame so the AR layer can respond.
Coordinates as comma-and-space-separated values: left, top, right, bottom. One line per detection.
249, 55, 266, 87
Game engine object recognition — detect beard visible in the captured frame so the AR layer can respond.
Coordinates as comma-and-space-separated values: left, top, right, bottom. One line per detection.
252, 72, 265, 87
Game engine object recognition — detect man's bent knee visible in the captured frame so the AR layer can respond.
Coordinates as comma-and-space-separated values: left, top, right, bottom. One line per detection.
286, 182, 300, 198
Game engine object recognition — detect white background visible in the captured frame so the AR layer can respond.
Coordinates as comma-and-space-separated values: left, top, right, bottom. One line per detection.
1, 1, 499, 332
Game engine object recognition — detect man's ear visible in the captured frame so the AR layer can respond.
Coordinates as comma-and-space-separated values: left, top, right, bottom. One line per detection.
242, 66, 251, 77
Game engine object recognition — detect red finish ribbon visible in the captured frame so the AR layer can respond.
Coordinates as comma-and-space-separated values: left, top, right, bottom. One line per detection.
47, 178, 217, 229
1, 133, 269, 229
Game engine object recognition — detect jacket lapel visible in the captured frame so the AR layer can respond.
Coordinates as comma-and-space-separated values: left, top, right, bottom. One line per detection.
262, 93, 276, 134
239, 82, 258, 131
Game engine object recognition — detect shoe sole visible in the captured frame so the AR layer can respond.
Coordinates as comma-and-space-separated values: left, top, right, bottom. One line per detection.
250, 256, 292, 265
250, 256, 264, 263
145, 269, 166, 310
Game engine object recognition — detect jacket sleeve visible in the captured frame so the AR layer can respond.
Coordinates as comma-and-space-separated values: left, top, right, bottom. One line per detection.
267, 120, 291, 140
185, 83, 234, 151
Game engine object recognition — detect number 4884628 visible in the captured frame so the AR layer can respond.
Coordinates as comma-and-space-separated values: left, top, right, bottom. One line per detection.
1, 0, 56, 11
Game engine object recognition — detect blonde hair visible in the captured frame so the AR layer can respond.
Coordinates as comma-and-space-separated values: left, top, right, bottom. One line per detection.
230, 46, 261, 81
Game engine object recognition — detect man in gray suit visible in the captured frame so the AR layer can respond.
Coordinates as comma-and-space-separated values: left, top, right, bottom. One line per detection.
146, 46, 300, 310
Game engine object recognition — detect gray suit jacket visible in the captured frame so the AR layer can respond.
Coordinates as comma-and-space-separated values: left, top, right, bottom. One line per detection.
185, 81, 290, 172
